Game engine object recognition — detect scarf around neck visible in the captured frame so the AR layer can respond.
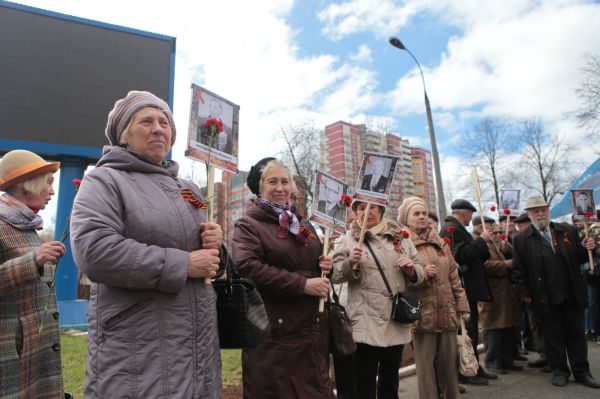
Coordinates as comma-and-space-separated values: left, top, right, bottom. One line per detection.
0, 193, 44, 231
257, 198, 301, 239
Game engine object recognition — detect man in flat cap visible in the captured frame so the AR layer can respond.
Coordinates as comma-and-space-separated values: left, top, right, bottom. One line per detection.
440, 199, 496, 385
512, 196, 600, 388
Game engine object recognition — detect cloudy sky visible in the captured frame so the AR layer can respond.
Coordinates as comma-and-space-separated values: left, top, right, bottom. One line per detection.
8, 0, 600, 223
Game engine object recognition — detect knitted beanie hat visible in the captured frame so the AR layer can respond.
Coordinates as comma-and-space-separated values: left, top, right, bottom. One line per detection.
246, 157, 276, 196
105, 91, 176, 146
397, 196, 427, 226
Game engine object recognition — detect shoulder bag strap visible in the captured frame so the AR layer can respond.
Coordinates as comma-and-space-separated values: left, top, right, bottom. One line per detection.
364, 240, 395, 299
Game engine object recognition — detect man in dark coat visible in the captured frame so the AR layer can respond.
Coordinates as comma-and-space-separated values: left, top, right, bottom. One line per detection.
512, 196, 600, 389
440, 199, 495, 385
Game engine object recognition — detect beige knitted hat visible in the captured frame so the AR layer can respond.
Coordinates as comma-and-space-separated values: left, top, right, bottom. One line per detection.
397, 196, 427, 226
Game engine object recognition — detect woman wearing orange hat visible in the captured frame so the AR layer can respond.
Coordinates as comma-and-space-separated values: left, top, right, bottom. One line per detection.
0, 149, 67, 398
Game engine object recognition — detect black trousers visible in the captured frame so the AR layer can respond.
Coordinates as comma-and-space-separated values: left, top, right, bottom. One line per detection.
333, 354, 357, 399
541, 301, 590, 378
466, 300, 480, 363
354, 343, 404, 399
483, 328, 516, 368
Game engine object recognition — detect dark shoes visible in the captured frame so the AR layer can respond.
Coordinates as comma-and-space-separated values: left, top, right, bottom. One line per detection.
459, 375, 489, 386
551, 375, 568, 386
528, 356, 548, 368
458, 385, 467, 394
514, 354, 528, 361
477, 368, 499, 380
574, 374, 600, 389
504, 364, 524, 371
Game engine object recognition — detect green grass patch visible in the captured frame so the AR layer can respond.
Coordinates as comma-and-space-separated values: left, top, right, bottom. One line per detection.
61, 334, 87, 398
61, 334, 242, 397
221, 349, 242, 387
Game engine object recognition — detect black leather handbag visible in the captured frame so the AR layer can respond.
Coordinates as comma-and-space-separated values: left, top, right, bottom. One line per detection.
327, 281, 356, 355
212, 249, 270, 349
364, 240, 421, 324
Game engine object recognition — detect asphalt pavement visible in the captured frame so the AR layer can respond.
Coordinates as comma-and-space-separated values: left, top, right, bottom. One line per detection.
398, 341, 600, 399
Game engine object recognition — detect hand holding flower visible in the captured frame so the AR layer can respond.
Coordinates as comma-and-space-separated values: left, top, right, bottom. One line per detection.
35, 241, 66, 268
396, 256, 415, 277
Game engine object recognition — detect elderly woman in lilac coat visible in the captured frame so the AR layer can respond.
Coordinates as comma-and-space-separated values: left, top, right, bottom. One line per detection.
70, 91, 223, 398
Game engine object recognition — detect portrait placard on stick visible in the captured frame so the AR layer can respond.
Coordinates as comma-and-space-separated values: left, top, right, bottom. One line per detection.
500, 189, 521, 215
571, 189, 597, 222
353, 151, 399, 206
310, 170, 350, 235
185, 83, 239, 174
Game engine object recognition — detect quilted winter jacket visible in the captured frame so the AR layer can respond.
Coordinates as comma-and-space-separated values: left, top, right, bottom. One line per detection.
70, 146, 221, 398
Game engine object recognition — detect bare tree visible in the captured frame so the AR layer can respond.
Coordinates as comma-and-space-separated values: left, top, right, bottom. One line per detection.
460, 117, 514, 206
575, 53, 600, 139
511, 118, 576, 204
275, 120, 321, 215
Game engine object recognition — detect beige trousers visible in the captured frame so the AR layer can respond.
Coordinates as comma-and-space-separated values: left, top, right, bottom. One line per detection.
413, 331, 460, 399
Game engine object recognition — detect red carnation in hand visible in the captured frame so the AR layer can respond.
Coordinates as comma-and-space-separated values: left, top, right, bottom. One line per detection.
500, 234, 508, 240
443, 236, 452, 247
72, 178, 82, 188
446, 226, 456, 232
340, 194, 352, 208
583, 211, 594, 219
503, 208, 511, 216
490, 205, 497, 212
400, 230, 410, 239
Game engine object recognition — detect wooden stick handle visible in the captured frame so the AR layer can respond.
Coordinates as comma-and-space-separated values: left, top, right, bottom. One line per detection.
584, 223, 595, 273
318, 229, 331, 313
358, 203, 371, 246
204, 165, 216, 284
505, 215, 510, 238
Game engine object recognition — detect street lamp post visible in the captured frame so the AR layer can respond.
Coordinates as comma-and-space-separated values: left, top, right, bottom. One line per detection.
388, 36, 447, 220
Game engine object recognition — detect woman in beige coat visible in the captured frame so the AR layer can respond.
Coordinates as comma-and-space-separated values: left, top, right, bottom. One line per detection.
332, 200, 423, 399
399, 197, 470, 399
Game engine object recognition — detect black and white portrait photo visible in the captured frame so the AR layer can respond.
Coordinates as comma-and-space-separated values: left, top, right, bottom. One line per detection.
571, 189, 596, 218
317, 176, 346, 221
310, 170, 349, 233
500, 189, 520, 212
359, 154, 395, 194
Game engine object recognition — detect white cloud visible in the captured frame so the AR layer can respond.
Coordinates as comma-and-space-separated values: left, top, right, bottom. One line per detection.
318, 0, 421, 40
384, 1, 600, 138
350, 44, 373, 64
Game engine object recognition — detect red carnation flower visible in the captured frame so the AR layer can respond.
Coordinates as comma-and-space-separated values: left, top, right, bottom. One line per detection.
583, 211, 594, 219
400, 230, 410, 239
500, 234, 508, 240
446, 226, 456, 232
490, 205, 496, 212
340, 194, 352, 208
203, 117, 224, 135
72, 178, 82, 188
503, 208, 511, 216
443, 236, 452, 247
